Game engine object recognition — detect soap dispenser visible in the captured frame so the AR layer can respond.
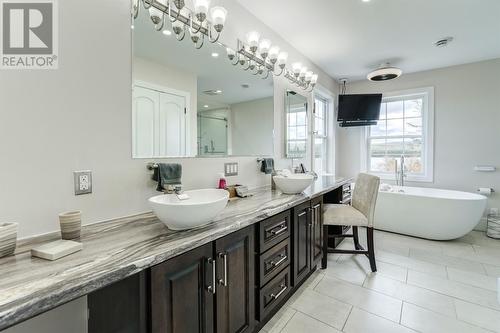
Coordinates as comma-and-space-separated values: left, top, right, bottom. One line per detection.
218, 173, 227, 190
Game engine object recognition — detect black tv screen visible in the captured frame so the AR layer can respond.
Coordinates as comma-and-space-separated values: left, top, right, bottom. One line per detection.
338, 94, 382, 121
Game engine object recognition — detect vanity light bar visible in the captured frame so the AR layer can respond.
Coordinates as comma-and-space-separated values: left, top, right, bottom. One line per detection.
132, 0, 227, 49
227, 37, 318, 91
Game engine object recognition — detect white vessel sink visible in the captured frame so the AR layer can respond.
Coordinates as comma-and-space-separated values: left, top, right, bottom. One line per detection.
149, 189, 229, 230
273, 174, 315, 194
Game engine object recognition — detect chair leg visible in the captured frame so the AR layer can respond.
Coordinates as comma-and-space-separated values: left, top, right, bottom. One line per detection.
321, 225, 328, 269
367, 227, 377, 272
352, 226, 361, 250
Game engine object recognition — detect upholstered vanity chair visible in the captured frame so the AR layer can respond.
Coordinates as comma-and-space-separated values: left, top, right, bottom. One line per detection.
322, 173, 380, 272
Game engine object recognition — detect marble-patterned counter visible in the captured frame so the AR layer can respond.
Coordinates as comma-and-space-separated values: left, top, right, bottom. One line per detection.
0, 176, 351, 330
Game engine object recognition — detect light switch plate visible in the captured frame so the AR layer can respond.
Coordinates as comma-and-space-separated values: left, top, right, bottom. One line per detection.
74, 170, 92, 195
224, 163, 238, 177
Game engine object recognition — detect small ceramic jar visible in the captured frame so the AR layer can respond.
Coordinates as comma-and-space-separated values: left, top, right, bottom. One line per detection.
59, 211, 82, 240
0, 222, 18, 258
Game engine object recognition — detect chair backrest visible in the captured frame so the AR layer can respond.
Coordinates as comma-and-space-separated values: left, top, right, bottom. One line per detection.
352, 173, 380, 227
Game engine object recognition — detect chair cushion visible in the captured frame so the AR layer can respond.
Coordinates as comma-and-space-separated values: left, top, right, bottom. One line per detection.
323, 204, 368, 227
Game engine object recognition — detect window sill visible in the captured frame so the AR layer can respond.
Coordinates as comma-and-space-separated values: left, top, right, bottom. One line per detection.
369, 172, 433, 183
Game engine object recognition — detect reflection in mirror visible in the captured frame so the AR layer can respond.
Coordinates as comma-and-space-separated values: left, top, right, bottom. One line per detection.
132, 9, 274, 158
285, 90, 308, 158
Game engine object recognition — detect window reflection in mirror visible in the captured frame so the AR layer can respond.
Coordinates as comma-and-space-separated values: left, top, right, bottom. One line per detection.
132, 9, 274, 158
285, 90, 308, 158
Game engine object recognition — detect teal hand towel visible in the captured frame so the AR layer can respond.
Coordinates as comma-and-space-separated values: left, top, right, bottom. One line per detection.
152, 163, 182, 191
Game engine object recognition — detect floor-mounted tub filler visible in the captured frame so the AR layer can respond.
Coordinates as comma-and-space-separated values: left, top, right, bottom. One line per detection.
374, 185, 487, 240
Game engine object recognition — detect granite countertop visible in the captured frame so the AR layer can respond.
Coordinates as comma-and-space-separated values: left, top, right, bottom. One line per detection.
0, 176, 351, 330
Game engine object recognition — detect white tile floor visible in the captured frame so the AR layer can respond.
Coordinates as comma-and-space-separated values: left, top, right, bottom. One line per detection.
259, 229, 500, 333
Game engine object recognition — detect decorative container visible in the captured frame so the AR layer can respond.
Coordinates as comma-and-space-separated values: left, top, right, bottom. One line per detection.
59, 211, 82, 240
0, 222, 18, 258
486, 214, 500, 239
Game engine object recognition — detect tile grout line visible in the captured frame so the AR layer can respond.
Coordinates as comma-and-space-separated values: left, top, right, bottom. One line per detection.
294, 309, 344, 332
277, 309, 297, 333
340, 305, 354, 332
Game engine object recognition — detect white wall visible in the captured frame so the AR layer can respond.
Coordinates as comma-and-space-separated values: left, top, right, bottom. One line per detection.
338, 58, 500, 228
230, 97, 274, 156
0, 0, 338, 239
133, 57, 198, 153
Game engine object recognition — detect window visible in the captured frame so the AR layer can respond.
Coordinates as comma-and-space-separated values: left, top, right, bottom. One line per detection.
365, 87, 434, 182
313, 95, 329, 175
286, 93, 308, 158
313, 90, 335, 175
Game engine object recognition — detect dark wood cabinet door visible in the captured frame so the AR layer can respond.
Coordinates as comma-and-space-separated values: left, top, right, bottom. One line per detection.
151, 243, 215, 333
292, 202, 311, 286
215, 226, 255, 333
311, 197, 324, 267
88, 272, 148, 333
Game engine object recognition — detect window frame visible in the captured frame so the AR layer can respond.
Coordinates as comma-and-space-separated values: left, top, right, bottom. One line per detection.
361, 87, 434, 183
313, 87, 335, 176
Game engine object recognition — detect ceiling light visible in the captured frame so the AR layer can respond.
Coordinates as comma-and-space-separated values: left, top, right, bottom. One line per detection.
131, 24, 134, 30
215, 89, 222, 93
367, 63, 402, 81
434, 36, 454, 48
362, 0, 371, 2
211, 52, 219, 57
162, 30, 172, 36
204, 105, 209, 108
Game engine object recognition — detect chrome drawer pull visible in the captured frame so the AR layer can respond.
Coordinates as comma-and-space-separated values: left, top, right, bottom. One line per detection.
270, 284, 287, 300
270, 254, 287, 268
217, 252, 228, 287
207, 258, 216, 294
271, 224, 287, 235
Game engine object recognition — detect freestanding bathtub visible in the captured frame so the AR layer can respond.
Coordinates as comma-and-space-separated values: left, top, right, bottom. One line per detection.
374, 185, 487, 240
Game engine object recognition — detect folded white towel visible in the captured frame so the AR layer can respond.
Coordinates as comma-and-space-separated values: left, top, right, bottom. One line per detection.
380, 183, 392, 192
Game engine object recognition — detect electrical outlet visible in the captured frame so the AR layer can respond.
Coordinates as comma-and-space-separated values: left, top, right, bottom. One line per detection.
224, 163, 238, 177
74, 170, 92, 195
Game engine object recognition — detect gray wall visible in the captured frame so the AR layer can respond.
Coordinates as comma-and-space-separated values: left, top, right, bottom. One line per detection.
338, 58, 500, 229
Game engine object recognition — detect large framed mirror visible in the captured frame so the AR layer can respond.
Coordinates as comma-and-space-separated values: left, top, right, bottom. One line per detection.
132, 10, 274, 158
285, 90, 308, 158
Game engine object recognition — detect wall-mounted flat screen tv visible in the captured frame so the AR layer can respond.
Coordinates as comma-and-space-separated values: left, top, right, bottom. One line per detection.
337, 94, 383, 124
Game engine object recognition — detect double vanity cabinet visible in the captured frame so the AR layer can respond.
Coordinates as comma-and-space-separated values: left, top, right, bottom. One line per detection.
88, 197, 324, 333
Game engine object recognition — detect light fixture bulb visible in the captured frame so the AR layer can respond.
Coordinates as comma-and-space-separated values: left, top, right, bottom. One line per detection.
211, 52, 219, 58
173, 0, 185, 10
277, 52, 288, 65
259, 39, 271, 55
149, 0, 167, 25
305, 71, 313, 81
162, 29, 172, 36
292, 62, 302, 75
172, 20, 184, 35
193, 0, 210, 22
210, 6, 227, 31
311, 74, 318, 84
226, 47, 236, 60
269, 46, 280, 60
246, 31, 260, 53
299, 66, 308, 79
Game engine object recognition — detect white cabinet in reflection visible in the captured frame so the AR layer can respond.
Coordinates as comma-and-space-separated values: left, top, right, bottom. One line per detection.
133, 84, 188, 158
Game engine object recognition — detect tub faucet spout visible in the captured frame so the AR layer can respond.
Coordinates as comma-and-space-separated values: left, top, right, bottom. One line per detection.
399, 155, 406, 187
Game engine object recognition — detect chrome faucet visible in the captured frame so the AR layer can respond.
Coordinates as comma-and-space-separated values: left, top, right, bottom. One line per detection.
396, 155, 406, 186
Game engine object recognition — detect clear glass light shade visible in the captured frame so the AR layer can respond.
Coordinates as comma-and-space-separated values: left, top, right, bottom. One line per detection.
148, 0, 167, 23
226, 47, 235, 57
246, 31, 261, 48
210, 6, 227, 25
268, 46, 280, 59
172, 20, 184, 34
292, 62, 302, 74
305, 71, 313, 81
277, 52, 288, 64
311, 74, 319, 84
299, 66, 308, 77
258, 39, 272, 53
193, 0, 210, 15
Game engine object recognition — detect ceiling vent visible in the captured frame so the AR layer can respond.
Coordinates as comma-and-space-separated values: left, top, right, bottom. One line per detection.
367, 63, 402, 82
434, 37, 454, 48
203, 89, 223, 96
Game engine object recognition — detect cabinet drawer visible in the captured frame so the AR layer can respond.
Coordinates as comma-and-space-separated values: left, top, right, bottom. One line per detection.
258, 211, 291, 254
258, 239, 290, 287
258, 268, 291, 320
